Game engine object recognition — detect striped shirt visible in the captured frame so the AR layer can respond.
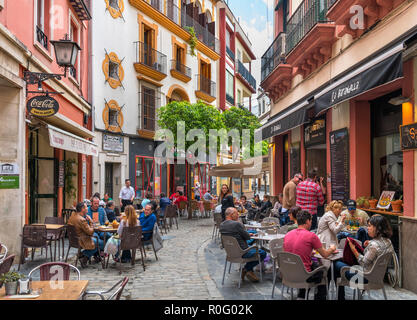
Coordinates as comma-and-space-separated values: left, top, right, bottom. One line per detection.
295, 178, 324, 215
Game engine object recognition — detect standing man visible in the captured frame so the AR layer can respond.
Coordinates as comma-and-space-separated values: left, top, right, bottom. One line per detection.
296, 169, 324, 230
281, 173, 303, 225
119, 179, 135, 212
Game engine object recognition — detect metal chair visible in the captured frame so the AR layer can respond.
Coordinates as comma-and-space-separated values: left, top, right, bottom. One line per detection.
156, 208, 168, 235
262, 217, 280, 225
336, 252, 392, 300
118, 226, 146, 272
142, 224, 159, 261
18, 225, 53, 270
44, 217, 65, 261
165, 204, 179, 229
28, 262, 80, 281
211, 212, 223, 241
277, 224, 290, 234
277, 252, 328, 300
82, 277, 129, 300
221, 235, 261, 288
65, 224, 82, 268
61, 209, 75, 225
0, 254, 16, 288
270, 238, 284, 298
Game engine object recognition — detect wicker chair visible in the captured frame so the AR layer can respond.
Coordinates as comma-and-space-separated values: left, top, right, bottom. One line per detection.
178, 201, 188, 217
18, 225, 52, 271
203, 201, 212, 218
211, 212, 223, 241
82, 277, 129, 300
165, 204, 179, 229
156, 208, 168, 234
190, 200, 201, 219
118, 226, 146, 272
0, 254, 16, 288
28, 262, 80, 281
61, 208, 75, 225
44, 217, 65, 261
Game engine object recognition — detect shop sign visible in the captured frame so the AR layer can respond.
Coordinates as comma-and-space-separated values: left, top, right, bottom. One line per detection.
103, 134, 124, 153
0, 175, 19, 189
400, 122, 417, 151
48, 127, 98, 157
0, 163, 19, 175
304, 119, 326, 147
27, 96, 59, 117
58, 161, 65, 188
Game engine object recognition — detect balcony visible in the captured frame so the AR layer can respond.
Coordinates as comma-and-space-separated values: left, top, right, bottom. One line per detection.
134, 41, 167, 82
226, 46, 235, 61
236, 60, 256, 93
170, 60, 192, 83
195, 74, 216, 103
285, 0, 336, 79
261, 33, 286, 82
327, 0, 407, 39
36, 26, 48, 50
69, 0, 92, 20
226, 92, 234, 105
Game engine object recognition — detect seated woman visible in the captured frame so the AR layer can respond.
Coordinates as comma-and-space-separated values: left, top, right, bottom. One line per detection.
334, 214, 395, 300
286, 206, 301, 232
115, 205, 140, 263
271, 194, 283, 219
317, 200, 346, 247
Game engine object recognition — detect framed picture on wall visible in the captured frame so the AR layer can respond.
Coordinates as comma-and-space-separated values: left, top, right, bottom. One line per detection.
377, 190, 396, 210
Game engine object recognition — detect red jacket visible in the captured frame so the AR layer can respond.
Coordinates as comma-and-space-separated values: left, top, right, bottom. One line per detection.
174, 196, 188, 206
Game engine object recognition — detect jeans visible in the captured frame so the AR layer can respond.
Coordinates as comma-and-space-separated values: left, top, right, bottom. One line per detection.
297, 261, 327, 300
334, 260, 369, 299
337, 227, 370, 246
242, 248, 267, 272
279, 209, 290, 226
311, 214, 318, 230
82, 237, 104, 258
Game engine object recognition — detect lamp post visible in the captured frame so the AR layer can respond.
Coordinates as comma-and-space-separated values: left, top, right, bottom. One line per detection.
24, 34, 81, 95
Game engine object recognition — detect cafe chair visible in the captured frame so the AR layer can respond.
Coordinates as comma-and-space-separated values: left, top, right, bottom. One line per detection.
28, 262, 80, 281
44, 217, 65, 261
141, 224, 159, 261
82, 277, 129, 300
262, 217, 280, 225
221, 235, 262, 288
118, 226, 146, 273
269, 238, 284, 298
61, 208, 75, 225
277, 225, 290, 235
165, 205, 179, 230
0, 254, 16, 288
190, 200, 201, 219
65, 224, 82, 267
203, 200, 212, 218
336, 252, 392, 300
277, 252, 328, 300
212, 212, 223, 242
178, 201, 188, 218
18, 225, 53, 270
156, 208, 168, 235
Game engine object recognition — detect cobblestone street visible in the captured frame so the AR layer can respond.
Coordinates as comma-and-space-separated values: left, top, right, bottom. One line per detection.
14, 217, 417, 300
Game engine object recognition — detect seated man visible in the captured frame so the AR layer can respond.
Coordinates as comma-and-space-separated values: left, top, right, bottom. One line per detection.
337, 199, 370, 245
238, 195, 252, 212
259, 194, 273, 218
139, 204, 157, 241
104, 201, 116, 222
284, 210, 337, 300
219, 207, 266, 282
68, 202, 104, 268
159, 192, 171, 216
203, 191, 214, 201
88, 197, 109, 241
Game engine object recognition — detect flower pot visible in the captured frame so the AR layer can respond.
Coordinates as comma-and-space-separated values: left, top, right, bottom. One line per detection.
368, 199, 378, 209
5, 281, 18, 296
391, 200, 403, 212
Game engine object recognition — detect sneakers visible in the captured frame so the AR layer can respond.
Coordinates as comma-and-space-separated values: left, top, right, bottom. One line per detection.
245, 271, 260, 282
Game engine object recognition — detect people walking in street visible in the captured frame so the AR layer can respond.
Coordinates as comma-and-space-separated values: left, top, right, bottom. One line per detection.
219, 184, 234, 221
282, 173, 303, 226
337, 199, 370, 245
68, 202, 105, 268
219, 207, 266, 282
295, 169, 324, 230
119, 179, 135, 212
317, 200, 346, 247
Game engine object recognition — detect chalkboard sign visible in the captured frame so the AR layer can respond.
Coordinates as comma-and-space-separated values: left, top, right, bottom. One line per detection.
290, 142, 301, 178
400, 122, 417, 151
330, 128, 349, 203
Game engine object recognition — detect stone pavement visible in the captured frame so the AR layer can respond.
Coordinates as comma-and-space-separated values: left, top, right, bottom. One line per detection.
13, 217, 417, 300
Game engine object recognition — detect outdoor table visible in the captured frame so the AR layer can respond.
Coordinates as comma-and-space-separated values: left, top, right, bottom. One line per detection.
244, 222, 278, 230
0, 280, 89, 300
94, 226, 118, 234
31, 224, 65, 261
314, 250, 344, 300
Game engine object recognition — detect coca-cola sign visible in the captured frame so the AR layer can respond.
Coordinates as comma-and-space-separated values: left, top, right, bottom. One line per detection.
27, 96, 59, 117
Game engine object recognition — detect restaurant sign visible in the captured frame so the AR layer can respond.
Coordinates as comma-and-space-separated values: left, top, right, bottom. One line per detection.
0, 176, 19, 189
27, 95, 59, 117
400, 122, 417, 151
304, 119, 326, 147
48, 126, 98, 157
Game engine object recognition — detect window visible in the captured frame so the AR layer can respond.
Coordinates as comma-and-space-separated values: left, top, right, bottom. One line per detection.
109, 0, 119, 9
226, 30, 231, 49
237, 89, 241, 105
226, 70, 234, 103
69, 19, 79, 80
262, 100, 265, 114
142, 87, 156, 131
35, 0, 49, 50
109, 61, 119, 79
108, 109, 118, 126
135, 156, 158, 198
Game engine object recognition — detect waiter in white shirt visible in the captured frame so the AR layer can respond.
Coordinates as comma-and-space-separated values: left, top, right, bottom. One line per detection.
119, 179, 135, 212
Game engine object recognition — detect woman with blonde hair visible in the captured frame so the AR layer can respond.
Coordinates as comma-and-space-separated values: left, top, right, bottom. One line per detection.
317, 200, 346, 247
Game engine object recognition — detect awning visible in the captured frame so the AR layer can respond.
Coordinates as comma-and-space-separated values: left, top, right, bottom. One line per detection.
48, 124, 98, 157
314, 43, 404, 114
208, 157, 265, 178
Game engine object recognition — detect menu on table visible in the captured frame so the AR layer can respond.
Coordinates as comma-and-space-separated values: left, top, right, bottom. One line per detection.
330, 128, 350, 203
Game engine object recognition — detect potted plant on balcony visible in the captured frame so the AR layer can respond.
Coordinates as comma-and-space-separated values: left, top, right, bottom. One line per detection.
0, 271, 24, 295
391, 196, 403, 212
184, 26, 197, 57
368, 197, 378, 209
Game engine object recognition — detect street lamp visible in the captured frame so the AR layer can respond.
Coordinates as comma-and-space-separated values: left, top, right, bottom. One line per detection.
24, 34, 81, 95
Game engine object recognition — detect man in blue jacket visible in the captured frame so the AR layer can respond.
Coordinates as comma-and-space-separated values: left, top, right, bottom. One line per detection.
88, 197, 109, 240
140, 204, 157, 241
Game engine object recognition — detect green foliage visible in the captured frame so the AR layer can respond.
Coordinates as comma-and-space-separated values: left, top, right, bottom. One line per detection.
65, 158, 77, 199
185, 27, 197, 57
0, 271, 24, 283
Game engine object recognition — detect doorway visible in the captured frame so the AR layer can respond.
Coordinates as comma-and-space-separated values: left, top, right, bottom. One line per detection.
306, 145, 327, 178
105, 163, 114, 200
283, 134, 289, 186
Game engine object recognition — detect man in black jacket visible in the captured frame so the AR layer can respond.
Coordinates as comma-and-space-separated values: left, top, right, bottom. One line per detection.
219, 207, 266, 282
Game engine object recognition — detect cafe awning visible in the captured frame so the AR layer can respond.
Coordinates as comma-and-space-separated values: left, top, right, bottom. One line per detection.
48, 124, 98, 157
208, 157, 267, 178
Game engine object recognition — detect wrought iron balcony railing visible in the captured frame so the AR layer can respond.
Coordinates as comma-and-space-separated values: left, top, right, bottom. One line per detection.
196, 74, 216, 97
134, 41, 167, 75
237, 60, 256, 90
171, 60, 191, 78
261, 33, 286, 82
286, 0, 331, 55
69, 66, 77, 79
226, 92, 234, 105
36, 26, 48, 50
226, 46, 235, 61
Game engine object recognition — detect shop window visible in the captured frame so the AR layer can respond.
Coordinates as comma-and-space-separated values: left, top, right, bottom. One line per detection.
135, 156, 160, 198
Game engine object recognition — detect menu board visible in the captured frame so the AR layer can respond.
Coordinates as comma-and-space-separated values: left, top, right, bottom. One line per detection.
330, 128, 349, 203
290, 142, 301, 178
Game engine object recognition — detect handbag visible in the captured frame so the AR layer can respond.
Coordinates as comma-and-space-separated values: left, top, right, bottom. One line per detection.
342, 237, 364, 266
104, 235, 120, 256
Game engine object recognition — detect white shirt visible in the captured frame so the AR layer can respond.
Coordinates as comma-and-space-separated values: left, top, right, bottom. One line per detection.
119, 186, 135, 200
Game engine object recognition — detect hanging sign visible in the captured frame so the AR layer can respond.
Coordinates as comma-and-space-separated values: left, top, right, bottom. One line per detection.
400, 122, 417, 151
27, 95, 59, 117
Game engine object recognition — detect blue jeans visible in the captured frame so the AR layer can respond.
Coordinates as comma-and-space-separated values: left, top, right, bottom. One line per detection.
337, 227, 370, 245
280, 209, 290, 226
334, 260, 368, 284
242, 248, 266, 272
82, 237, 104, 258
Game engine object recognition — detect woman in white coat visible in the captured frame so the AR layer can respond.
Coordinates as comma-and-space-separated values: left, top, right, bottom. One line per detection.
317, 200, 346, 247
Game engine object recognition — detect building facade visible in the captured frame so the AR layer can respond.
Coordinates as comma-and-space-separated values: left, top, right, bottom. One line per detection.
260, 0, 417, 292
0, 0, 94, 257
91, 0, 220, 202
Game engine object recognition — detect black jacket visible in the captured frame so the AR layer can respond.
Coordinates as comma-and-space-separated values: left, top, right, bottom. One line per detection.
219, 220, 250, 250
221, 194, 235, 220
